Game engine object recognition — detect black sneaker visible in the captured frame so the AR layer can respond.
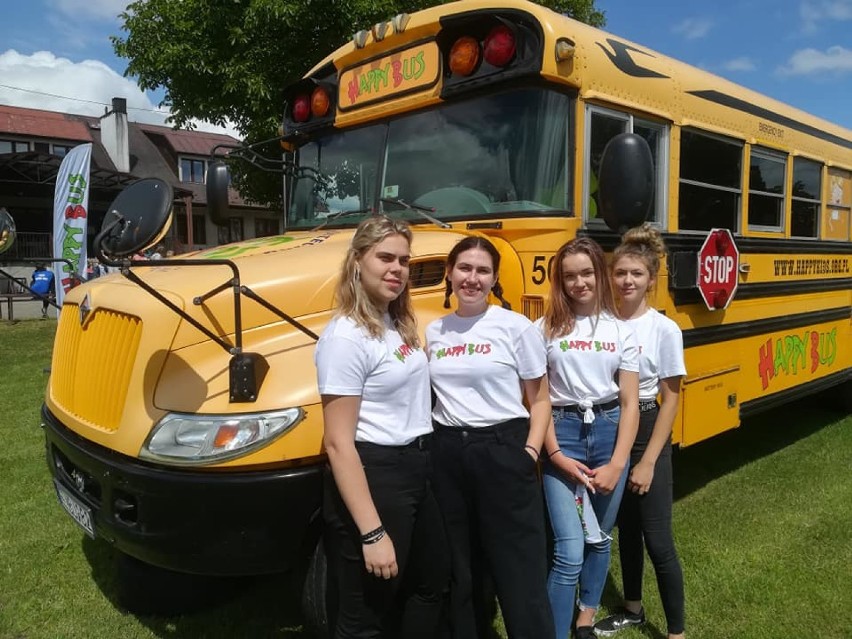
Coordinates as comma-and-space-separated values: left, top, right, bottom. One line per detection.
575, 626, 596, 639
593, 608, 646, 636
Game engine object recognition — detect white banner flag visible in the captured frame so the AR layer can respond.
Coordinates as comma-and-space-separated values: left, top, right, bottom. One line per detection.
52, 143, 92, 305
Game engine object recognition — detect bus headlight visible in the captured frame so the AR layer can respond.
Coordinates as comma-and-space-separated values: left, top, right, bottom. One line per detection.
140, 408, 304, 465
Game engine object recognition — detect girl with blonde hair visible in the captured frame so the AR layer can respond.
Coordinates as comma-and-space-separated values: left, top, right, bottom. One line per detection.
315, 215, 447, 638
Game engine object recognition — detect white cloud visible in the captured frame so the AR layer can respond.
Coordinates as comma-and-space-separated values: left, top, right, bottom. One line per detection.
672, 17, 713, 40
777, 45, 852, 75
723, 57, 757, 72
0, 50, 241, 139
799, 0, 852, 34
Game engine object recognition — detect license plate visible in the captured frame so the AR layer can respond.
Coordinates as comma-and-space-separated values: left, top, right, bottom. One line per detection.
54, 480, 95, 538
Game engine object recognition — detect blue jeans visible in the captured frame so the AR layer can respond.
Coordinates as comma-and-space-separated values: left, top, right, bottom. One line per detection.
543, 406, 628, 638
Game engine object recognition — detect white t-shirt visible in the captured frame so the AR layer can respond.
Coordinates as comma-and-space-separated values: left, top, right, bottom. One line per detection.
314, 314, 432, 446
537, 312, 639, 406
624, 308, 686, 400
427, 305, 547, 428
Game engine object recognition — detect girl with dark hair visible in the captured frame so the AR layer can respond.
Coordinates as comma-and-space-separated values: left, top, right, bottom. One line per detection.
427, 235, 554, 639
537, 237, 640, 639
315, 216, 448, 638
594, 224, 686, 639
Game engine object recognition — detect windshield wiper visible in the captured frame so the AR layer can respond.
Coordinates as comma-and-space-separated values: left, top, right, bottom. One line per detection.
380, 197, 450, 229
310, 208, 373, 232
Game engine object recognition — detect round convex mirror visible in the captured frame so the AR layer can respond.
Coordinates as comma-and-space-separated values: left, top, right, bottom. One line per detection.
97, 178, 174, 258
0, 207, 17, 255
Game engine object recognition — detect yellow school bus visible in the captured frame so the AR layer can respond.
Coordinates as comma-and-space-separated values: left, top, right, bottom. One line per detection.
41, 0, 850, 619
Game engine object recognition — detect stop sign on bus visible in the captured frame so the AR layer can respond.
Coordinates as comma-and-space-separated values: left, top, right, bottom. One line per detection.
697, 228, 739, 310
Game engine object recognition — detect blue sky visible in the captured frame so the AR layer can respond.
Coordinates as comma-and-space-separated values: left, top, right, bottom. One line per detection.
600, 0, 852, 129
0, 0, 850, 134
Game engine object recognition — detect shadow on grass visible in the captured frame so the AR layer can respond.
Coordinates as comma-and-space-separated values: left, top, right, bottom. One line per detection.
82, 537, 312, 638
599, 394, 847, 626
671, 394, 846, 502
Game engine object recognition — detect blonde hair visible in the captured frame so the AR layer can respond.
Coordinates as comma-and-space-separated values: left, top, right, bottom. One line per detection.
542, 237, 617, 340
335, 216, 420, 347
612, 223, 668, 282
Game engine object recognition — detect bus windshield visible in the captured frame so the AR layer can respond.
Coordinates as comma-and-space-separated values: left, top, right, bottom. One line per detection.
288, 88, 572, 229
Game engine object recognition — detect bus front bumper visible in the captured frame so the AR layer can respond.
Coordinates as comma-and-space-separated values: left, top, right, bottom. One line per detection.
41, 404, 324, 576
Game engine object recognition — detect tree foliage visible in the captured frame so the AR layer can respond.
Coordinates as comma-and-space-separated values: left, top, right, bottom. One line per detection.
113, 0, 605, 206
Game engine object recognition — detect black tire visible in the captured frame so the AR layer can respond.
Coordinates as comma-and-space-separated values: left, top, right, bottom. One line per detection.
301, 538, 330, 638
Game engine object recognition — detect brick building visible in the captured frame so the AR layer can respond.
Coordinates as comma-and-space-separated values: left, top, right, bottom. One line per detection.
0, 98, 279, 260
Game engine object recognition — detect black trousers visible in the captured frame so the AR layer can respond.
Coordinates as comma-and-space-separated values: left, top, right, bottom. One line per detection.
323, 438, 449, 639
432, 418, 554, 639
616, 407, 685, 635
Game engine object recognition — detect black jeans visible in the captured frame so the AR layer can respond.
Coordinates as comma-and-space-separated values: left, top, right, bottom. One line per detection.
323, 437, 449, 639
616, 407, 685, 635
432, 418, 554, 639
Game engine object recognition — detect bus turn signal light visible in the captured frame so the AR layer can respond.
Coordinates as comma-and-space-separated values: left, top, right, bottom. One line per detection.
311, 87, 330, 118
483, 24, 516, 67
449, 36, 481, 76
293, 95, 311, 123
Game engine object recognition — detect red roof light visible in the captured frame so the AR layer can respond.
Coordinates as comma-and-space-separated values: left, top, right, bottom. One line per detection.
292, 95, 311, 123
483, 25, 516, 67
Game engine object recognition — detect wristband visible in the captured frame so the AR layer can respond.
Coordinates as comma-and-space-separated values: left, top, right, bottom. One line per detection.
524, 444, 540, 460
361, 525, 385, 545
546, 448, 561, 458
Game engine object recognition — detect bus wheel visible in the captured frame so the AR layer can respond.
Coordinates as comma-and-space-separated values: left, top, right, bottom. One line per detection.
301, 538, 329, 638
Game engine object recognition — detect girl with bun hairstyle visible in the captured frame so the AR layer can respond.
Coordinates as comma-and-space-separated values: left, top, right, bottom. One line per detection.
427, 235, 554, 639
537, 237, 640, 639
593, 223, 686, 639
315, 216, 448, 638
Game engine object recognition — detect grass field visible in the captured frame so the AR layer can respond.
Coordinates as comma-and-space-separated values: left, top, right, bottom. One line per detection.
1, 319, 850, 639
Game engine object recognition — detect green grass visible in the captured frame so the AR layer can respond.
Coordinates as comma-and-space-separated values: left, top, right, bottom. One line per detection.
1, 319, 850, 638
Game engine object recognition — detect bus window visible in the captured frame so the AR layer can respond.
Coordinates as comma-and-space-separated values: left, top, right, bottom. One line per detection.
585, 106, 668, 225
586, 108, 628, 220
791, 157, 822, 238
289, 124, 383, 227
678, 130, 742, 232
748, 147, 787, 232
383, 89, 571, 219
824, 168, 851, 241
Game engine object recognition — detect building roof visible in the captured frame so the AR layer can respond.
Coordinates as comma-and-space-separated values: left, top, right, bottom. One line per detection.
0, 104, 93, 142
136, 123, 238, 156
0, 103, 246, 203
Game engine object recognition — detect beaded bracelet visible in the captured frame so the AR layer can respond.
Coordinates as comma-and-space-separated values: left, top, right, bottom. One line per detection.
361, 525, 385, 545
524, 444, 540, 460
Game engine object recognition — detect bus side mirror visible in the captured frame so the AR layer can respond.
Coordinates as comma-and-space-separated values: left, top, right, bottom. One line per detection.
206, 161, 231, 226
96, 178, 173, 258
597, 133, 654, 233
0, 207, 16, 255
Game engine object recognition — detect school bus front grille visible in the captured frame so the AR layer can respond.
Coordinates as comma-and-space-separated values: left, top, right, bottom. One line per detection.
523, 295, 545, 322
52, 305, 142, 432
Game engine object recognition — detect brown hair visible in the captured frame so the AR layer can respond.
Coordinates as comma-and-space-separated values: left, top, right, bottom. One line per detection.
612, 222, 668, 282
442, 236, 511, 310
542, 237, 617, 340
335, 216, 419, 346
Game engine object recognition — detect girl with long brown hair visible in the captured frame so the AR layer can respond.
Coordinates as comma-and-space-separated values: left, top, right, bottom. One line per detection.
537, 237, 640, 639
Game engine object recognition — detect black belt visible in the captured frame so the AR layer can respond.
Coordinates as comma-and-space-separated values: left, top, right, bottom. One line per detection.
639, 399, 659, 413
553, 398, 620, 417
355, 433, 432, 451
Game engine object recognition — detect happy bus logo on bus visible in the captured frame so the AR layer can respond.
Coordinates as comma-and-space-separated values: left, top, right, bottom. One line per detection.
697, 228, 740, 311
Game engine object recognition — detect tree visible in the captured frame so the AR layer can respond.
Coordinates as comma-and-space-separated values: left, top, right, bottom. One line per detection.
113, 0, 605, 206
